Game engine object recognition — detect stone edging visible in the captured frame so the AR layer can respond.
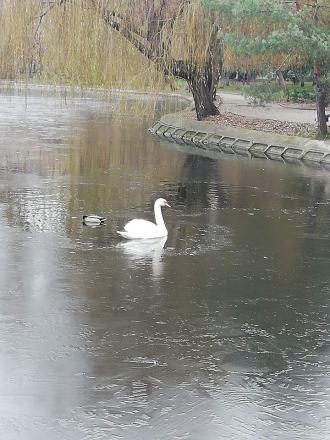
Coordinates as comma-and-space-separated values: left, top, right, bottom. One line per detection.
149, 114, 330, 166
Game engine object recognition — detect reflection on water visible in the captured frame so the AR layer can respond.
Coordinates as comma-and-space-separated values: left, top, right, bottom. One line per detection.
117, 237, 167, 280
0, 92, 330, 440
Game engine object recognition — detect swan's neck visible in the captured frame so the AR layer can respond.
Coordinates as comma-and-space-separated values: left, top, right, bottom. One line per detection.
154, 203, 166, 230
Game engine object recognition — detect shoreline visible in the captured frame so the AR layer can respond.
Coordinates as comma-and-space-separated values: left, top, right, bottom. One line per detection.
1, 81, 329, 166
150, 112, 330, 167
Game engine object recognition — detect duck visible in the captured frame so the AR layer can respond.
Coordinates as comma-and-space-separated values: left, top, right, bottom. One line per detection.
117, 198, 170, 239
82, 214, 106, 225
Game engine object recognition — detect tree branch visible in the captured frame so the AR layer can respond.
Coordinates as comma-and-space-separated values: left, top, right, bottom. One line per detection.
33, 0, 65, 44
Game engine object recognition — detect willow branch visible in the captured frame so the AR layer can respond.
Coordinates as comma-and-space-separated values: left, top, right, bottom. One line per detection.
33, 0, 65, 43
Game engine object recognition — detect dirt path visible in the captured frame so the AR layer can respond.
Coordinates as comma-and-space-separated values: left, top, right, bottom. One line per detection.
218, 92, 326, 125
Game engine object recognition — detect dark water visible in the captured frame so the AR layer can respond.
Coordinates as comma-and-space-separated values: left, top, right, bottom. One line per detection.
0, 92, 330, 440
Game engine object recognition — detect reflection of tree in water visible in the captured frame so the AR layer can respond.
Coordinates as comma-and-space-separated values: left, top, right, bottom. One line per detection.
306, 179, 328, 233
175, 155, 229, 210
170, 154, 231, 252
298, 178, 330, 283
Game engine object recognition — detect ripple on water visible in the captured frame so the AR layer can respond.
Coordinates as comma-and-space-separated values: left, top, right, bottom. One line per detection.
221, 351, 288, 375
165, 224, 231, 256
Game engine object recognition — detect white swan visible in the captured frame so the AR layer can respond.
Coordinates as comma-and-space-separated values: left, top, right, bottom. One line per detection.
117, 198, 170, 239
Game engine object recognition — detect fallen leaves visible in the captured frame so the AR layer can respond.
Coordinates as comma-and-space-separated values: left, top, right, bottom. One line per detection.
184, 110, 317, 138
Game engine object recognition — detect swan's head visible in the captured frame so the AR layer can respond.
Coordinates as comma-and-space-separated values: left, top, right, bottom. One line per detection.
156, 198, 171, 208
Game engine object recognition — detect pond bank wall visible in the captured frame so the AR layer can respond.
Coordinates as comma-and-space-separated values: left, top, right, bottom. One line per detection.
150, 113, 330, 166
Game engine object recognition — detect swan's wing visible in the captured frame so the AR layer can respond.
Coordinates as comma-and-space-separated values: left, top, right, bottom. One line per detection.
123, 219, 158, 233
117, 219, 166, 239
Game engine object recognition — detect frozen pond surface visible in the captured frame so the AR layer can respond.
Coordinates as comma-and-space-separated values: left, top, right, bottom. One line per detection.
0, 92, 330, 440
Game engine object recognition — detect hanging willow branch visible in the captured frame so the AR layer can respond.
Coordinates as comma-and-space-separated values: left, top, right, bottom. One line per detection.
0, 0, 222, 119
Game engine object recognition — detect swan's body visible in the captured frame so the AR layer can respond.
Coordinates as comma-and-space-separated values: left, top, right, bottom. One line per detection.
118, 219, 165, 239
83, 214, 106, 225
117, 198, 170, 239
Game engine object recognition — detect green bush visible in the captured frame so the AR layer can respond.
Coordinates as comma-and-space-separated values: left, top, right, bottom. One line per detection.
242, 82, 284, 106
286, 86, 316, 103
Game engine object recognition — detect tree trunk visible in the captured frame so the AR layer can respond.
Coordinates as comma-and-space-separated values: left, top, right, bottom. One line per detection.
209, 71, 220, 102
314, 60, 328, 138
316, 83, 328, 137
206, 62, 220, 102
188, 73, 219, 120
103, 5, 221, 121
276, 69, 287, 90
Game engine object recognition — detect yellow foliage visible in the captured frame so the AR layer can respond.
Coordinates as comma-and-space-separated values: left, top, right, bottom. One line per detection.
220, 2, 310, 71
0, 0, 38, 79
169, 2, 217, 65
0, 0, 166, 91
0, 0, 222, 89
223, 48, 302, 71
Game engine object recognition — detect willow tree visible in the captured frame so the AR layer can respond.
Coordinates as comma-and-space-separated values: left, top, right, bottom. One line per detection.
102, 0, 223, 119
0, 0, 222, 120
204, 0, 330, 137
